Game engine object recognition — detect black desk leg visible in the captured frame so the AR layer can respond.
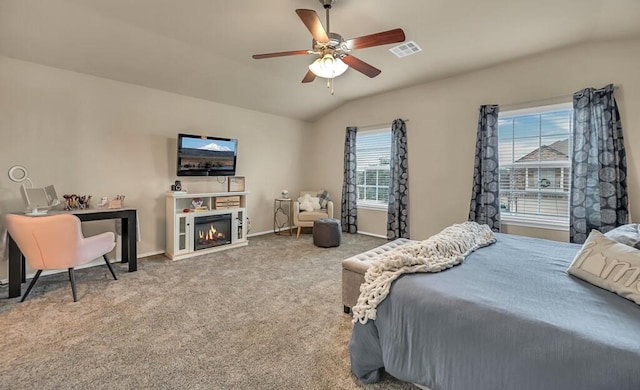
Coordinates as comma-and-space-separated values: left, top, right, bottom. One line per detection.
21, 256, 25, 283
122, 212, 137, 272
8, 235, 22, 298
130, 212, 137, 271
121, 216, 129, 264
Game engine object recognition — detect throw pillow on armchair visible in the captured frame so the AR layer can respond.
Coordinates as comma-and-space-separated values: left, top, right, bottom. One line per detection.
317, 190, 331, 209
297, 193, 322, 211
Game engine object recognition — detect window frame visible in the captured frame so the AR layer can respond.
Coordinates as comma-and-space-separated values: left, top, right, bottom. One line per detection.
498, 102, 573, 231
355, 128, 391, 211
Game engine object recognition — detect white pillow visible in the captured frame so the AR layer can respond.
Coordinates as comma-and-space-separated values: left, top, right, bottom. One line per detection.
298, 194, 314, 212
309, 196, 321, 210
567, 230, 640, 305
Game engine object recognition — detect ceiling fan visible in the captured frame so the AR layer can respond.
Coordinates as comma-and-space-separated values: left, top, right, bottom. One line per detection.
252, 0, 406, 87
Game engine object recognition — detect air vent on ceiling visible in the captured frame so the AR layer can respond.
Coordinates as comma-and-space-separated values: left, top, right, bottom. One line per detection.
389, 41, 422, 58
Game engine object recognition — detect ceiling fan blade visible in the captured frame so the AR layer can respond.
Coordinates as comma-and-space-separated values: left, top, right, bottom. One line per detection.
295, 9, 329, 42
346, 28, 406, 50
252, 50, 309, 59
302, 70, 316, 83
342, 55, 382, 78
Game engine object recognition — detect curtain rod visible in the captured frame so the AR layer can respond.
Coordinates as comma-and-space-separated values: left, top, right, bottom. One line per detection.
357, 119, 409, 130
499, 85, 618, 109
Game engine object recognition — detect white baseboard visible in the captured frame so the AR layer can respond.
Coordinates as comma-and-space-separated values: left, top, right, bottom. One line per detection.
357, 230, 387, 239
139, 250, 165, 258
250, 228, 386, 239
248, 226, 296, 237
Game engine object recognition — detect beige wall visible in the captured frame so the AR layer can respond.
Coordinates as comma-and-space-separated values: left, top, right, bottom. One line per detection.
306, 38, 640, 241
0, 56, 310, 279
2, 37, 639, 282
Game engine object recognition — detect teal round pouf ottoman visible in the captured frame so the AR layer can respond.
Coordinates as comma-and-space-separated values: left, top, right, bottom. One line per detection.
313, 218, 342, 248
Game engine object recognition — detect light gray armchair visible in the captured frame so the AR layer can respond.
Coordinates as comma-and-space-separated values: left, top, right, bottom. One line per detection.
293, 190, 334, 238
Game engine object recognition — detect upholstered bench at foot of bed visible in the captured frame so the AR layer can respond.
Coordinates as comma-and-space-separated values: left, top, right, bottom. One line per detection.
342, 238, 416, 314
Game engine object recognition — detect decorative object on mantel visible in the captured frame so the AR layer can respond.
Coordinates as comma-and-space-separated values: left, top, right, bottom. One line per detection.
190, 198, 209, 212
171, 180, 183, 192
64, 194, 92, 210
228, 176, 245, 192
215, 195, 241, 210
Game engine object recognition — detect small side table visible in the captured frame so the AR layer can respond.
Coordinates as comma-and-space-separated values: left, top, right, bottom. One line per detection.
274, 198, 293, 236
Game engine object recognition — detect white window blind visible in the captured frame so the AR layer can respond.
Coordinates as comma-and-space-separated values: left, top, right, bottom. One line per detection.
356, 129, 391, 209
498, 103, 573, 227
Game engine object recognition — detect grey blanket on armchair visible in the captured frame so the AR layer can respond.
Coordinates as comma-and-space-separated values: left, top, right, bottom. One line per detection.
349, 233, 640, 390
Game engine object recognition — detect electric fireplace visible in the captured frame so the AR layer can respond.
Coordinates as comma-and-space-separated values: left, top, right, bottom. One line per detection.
194, 214, 232, 250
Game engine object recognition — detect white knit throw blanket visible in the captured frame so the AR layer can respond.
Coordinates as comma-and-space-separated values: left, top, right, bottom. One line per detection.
351, 222, 496, 324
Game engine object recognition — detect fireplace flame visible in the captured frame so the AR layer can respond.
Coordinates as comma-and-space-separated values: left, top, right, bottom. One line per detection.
199, 224, 225, 241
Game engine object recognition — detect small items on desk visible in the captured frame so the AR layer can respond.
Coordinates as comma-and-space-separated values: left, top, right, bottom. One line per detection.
97, 196, 108, 207
108, 195, 125, 209
63, 194, 91, 210
25, 206, 48, 216
96, 195, 126, 209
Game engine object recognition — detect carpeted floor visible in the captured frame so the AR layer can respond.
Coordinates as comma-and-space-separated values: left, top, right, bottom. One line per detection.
0, 233, 419, 390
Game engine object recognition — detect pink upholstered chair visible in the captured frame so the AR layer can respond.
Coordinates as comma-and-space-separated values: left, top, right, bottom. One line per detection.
5, 214, 117, 302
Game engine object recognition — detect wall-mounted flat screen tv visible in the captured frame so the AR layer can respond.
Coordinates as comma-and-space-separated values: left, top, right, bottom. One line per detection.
177, 133, 238, 176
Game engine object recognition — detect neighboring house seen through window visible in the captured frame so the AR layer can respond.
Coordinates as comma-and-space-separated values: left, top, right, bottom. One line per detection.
356, 129, 391, 209
498, 103, 573, 229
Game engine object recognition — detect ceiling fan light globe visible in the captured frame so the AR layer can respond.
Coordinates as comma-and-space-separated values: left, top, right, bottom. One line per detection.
309, 56, 348, 78
321, 54, 335, 67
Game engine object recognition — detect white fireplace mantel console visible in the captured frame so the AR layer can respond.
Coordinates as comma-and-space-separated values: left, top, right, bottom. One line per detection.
165, 191, 248, 260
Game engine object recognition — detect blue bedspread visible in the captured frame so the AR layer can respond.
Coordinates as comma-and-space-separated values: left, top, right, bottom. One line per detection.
350, 233, 640, 389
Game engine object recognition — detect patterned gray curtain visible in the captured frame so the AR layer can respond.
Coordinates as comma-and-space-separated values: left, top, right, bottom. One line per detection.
387, 119, 409, 239
468, 105, 501, 232
341, 126, 358, 233
570, 84, 628, 243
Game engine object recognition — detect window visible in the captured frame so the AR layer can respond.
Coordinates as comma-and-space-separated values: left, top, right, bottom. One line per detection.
356, 129, 391, 209
498, 103, 573, 229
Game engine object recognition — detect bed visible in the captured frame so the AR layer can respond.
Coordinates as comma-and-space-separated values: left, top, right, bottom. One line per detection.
349, 233, 640, 390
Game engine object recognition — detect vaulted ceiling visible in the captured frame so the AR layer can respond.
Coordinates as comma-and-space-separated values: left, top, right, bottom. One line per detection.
1, 0, 640, 122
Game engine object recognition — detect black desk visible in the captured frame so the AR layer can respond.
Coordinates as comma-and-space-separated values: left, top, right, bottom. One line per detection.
7, 208, 137, 298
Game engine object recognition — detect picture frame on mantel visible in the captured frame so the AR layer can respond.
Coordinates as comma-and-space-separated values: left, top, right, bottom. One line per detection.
228, 176, 245, 192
